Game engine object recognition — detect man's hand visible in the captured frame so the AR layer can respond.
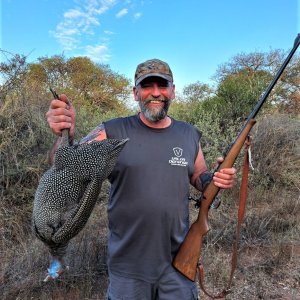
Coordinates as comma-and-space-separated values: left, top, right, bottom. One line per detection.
213, 157, 236, 189
46, 94, 76, 139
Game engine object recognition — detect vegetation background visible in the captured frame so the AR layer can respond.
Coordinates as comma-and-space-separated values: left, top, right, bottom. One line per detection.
1, 48, 299, 299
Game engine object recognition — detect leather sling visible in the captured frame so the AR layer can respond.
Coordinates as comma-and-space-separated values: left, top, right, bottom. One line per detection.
197, 136, 252, 299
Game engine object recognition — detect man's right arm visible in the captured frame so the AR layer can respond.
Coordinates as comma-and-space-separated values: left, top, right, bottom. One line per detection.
46, 94, 108, 165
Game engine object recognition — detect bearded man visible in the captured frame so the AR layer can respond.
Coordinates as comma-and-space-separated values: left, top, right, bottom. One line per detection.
46, 59, 236, 300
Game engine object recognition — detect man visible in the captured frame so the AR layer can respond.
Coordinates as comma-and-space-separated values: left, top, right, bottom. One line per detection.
46, 59, 236, 299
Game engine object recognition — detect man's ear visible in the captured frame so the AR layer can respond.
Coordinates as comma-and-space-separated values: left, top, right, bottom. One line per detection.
171, 84, 175, 99
133, 86, 139, 101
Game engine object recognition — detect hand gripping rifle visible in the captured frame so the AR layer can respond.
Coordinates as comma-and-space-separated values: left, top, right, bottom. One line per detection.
173, 34, 300, 287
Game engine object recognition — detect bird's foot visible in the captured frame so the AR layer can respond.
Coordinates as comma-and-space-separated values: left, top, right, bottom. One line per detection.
43, 258, 69, 282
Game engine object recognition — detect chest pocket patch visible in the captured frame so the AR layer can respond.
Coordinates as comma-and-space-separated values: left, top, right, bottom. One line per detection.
169, 147, 188, 167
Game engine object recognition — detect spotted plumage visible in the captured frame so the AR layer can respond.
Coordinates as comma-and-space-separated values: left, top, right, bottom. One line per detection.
32, 137, 128, 280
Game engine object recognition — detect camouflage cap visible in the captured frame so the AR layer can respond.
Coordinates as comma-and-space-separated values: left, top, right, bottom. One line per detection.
134, 59, 173, 86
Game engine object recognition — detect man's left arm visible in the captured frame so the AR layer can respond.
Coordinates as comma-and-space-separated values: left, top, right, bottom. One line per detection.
191, 145, 236, 191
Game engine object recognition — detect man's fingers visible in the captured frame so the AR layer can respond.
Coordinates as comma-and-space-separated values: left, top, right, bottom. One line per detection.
50, 99, 70, 110
58, 94, 69, 104
46, 94, 75, 137
59, 94, 68, 101
46, 107, 73, 135
49, 122, 72, 136
48, 106, 73, 116
50, 115, 73, 124
216, 156, 224, 163
215, 168, 236, 176
219, 167, 236, 174
213, 176, 235, 188
214, 181, 234, 189
213, 175, 235, 184
213, 167, 237, 189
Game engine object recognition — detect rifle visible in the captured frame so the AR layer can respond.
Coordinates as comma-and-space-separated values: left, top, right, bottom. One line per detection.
173, 34, 300, 283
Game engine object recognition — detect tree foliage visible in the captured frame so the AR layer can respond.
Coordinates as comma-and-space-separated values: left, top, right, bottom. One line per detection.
25, 55, 132, 113
0, 50, 28, 105
215, 50, 300, 114
214, 69, 272, 121
182, 81, 214, 103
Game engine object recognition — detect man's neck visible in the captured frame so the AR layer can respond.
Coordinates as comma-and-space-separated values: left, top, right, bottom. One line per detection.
138, 112, 172, 129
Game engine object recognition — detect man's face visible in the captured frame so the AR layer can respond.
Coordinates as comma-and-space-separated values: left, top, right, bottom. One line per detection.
134, 77, 175, 122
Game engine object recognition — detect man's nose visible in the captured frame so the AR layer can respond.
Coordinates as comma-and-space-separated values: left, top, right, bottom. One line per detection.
151, 84, 161, 97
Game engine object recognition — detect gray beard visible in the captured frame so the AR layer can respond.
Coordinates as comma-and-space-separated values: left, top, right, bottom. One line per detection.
138, 98, 171, 122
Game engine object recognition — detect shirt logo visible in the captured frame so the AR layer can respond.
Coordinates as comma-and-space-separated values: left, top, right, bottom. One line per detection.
173, 147, 183, 157
169, 147, 188, 167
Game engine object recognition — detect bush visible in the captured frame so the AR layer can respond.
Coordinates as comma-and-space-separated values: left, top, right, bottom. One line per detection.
251, 114, 300, 190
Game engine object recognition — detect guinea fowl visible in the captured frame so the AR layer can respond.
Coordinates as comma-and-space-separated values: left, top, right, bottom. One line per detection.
32, 109, 128, 281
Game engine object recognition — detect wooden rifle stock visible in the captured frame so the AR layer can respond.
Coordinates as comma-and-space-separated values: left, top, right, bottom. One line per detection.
173, 33, 300, 282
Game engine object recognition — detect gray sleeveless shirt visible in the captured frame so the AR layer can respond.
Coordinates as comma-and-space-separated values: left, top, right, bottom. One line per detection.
104, 115, 201, 282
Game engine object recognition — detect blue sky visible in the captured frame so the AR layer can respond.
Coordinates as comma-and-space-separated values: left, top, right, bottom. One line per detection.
1, 0, 299, 92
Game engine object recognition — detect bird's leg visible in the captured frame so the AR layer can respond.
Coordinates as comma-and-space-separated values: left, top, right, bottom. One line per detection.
43, 243, 69, 282
43, 257, 67, 282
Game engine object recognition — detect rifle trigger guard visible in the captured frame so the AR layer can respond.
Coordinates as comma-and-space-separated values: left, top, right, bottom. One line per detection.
189, 194, 221, 209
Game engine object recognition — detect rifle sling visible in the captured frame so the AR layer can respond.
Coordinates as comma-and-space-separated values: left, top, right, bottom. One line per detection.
197, 136, 252, 299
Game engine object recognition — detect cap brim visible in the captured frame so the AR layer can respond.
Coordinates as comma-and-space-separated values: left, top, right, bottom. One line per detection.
135, 73, 173, 86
